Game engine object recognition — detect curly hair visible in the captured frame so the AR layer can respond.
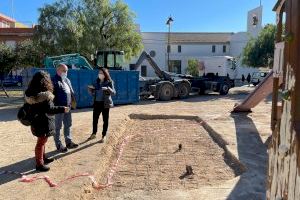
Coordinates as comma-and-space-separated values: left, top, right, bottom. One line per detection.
26, 71, 53, 95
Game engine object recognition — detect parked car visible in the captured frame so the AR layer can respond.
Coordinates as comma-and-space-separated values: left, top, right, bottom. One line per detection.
251, 71, 269, 86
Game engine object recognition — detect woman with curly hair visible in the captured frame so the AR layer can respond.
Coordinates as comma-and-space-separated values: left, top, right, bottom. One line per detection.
25, 71, 70, 172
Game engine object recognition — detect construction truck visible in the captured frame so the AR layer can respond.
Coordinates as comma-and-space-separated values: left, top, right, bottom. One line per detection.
182, 73, 234, 95
94, 50, 191, 101
134, 51, 234, 100
134, 51, 192, 101
44, 51, 125, 71
44, 53, 94, 70
94, 50, 124, 70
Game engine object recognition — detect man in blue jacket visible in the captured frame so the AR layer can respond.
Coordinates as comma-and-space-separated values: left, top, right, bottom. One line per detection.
52, 64, 78, 152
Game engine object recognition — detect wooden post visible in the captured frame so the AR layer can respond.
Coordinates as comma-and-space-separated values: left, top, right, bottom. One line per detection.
291, 0, 300, 137
271, 3, 285, 131
268, 0, 300, 199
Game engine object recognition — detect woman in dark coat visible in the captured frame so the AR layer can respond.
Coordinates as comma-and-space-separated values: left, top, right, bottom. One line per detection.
87, 67, 116, 143
25, 71, 69, 172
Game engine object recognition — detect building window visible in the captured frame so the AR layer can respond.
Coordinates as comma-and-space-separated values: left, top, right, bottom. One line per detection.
223, 45, 227, 53
167, 45, 171, 53
141, 65, 147, 77
169, 60, 181, 74
212, 45, 216, 53
178, 45, 181, 53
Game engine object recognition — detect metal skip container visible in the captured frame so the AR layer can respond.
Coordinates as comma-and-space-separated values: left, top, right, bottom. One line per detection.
22, 68, 139, 108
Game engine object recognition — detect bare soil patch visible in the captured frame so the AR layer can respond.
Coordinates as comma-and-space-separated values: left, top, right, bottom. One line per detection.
97, 116, 244, 199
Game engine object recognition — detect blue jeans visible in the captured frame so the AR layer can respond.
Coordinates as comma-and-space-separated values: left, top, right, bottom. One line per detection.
54, 112, 72, 149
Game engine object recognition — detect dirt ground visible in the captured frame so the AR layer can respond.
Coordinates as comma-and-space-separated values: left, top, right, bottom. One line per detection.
0, 85, 271, 200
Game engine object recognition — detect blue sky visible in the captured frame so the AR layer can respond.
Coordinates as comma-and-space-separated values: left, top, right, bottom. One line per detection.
0, 0, 276, 32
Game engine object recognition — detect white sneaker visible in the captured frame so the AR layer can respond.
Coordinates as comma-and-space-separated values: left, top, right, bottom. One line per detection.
100, 136, 106, 143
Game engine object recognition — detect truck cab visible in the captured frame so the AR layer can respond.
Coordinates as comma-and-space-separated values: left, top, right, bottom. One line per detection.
95, 50, 125, 70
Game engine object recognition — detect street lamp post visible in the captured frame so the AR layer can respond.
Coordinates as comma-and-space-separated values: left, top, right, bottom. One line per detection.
166, 16, 173, 71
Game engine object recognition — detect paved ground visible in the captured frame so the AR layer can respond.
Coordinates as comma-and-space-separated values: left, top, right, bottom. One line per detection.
0, 86, 271, 200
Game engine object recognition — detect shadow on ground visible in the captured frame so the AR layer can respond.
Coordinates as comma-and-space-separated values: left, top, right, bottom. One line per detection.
0, 107, 19, 122
227, 113, 268, 200
0, 140, 99, 186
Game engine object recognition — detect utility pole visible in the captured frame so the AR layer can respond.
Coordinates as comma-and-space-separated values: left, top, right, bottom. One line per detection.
166, 16, 173, 71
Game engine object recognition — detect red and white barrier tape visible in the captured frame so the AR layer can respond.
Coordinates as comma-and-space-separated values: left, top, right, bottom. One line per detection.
1, 136, 131, 190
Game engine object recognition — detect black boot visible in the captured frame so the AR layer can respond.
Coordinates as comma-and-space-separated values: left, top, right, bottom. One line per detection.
36, 165, 50, 172
66, 141, 79, 149
44, 157, 54, 164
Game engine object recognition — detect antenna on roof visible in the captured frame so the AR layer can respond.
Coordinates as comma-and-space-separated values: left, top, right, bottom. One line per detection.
260, 0, 262, 6
11, 0, 15, 19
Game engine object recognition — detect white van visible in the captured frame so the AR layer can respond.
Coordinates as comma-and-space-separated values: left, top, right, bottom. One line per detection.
251, 71, 269, 86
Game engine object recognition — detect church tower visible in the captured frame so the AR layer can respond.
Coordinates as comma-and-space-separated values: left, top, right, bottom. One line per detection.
247, 6, 263, 37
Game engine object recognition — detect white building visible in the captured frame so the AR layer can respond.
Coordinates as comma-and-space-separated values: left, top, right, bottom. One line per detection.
128, 6, 264, 80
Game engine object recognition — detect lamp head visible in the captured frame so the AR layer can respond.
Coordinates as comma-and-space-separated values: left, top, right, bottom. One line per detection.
166, 16, 174, 25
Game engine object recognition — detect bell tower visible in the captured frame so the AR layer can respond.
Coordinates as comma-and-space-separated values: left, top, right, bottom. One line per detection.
247, 6, 263, 37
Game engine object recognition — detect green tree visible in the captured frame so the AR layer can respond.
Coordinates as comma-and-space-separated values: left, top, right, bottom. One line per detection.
242, 24, 276, 68
35, 0, 143, 60
186, 59, 199, 77
0, 41, 43, 77
0, 43, 16, 77
34, 0, 83, 56
16, 40, 43, 67
0, 43, 16, 97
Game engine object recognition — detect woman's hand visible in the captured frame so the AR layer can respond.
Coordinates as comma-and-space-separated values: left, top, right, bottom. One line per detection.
64, 107, 70, 113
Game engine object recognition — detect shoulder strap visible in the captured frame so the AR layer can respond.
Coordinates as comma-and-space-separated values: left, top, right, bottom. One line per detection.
65, 79, 74, 94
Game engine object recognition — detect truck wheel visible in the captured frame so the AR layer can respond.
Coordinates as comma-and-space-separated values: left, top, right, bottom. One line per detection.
158, 82, 174, 101
219, 83, 229, 95
178, 82, 190, 99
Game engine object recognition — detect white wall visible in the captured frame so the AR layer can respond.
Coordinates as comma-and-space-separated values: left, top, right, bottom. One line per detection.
129, 6, 263, 79
170, 43, 230, 57
128, 31, 253, 79
127, 32, 166, 77
0, 21, 10, 28
168, 43, 230, 74
230, 32, 250, 57
128, 31, 259, 80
